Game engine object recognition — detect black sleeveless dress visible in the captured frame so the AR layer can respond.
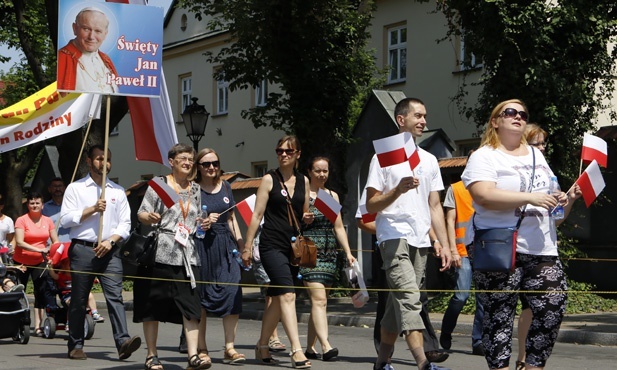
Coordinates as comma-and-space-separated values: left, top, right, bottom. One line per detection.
259, 169, 305, 296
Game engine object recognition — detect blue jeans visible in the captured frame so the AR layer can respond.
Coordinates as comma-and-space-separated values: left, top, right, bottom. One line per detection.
441, 257, 472, 336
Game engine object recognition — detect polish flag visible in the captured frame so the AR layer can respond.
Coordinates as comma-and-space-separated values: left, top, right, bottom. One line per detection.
50, 242, 69, 266
314, 188, 342, 224
358, 189, 376, 223
373, 133, 408, 167
107, 0, 178, 167
148, 176, 179, 208
404, 132, 421, 170
576, 160, 605, 207
236, 194, 257, 226
581, 133, 608, 168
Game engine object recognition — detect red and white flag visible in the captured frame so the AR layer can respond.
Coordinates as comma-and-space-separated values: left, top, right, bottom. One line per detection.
236, 194, 257, 226
314, 188, 342, 224
148, 177, 179, 208
358, 189, 376, 223
576, 160, 605, 207
581, 133, 607, 168
404, 132, 421, 170
108, 0, 178, 167
373, 133, 408, 167
50, 242, 69, 266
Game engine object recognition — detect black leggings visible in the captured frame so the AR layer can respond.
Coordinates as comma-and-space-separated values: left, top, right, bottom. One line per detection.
14, 262, 48, 308
474, 253, 567, 369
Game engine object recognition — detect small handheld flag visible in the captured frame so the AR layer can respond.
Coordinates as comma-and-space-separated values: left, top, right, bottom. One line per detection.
148, 177, 179, 209
314, 189, 342, 224
575, 160, 605, 207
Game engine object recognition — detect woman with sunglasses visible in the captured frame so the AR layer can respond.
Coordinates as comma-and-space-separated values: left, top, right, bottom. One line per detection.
301, 156, 355, 362
462, 99, 581, 370
244, 135, 312, 369
194, 148, 246, 365
513, 123, 549, 370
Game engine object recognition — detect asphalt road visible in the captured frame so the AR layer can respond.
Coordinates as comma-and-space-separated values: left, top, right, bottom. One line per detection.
0, 309, 614, 370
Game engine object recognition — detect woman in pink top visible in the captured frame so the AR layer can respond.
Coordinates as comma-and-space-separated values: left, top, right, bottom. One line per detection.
14, 192, 59, 336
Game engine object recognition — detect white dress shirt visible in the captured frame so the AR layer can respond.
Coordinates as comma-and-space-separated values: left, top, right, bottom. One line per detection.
60, 174, 131, 243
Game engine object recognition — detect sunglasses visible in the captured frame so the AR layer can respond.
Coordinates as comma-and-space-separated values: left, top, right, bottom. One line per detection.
275, 148, 297, 156
198, 161, 220, 168
500, 108, 528, 121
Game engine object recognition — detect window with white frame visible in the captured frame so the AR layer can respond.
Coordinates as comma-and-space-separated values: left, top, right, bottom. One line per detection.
255, 79, 267, 107
252, 161, 268, 177
387, 25, 407, 84
459, 32, 482, 71
216, 73, 229, 114
181, 75, 192, 113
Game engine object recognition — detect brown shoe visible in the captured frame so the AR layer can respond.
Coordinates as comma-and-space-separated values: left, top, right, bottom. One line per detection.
68, 348, 87, 360
118, 336, 142, 360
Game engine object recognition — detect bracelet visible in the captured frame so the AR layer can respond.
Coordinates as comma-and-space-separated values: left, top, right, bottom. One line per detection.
241, 250, 251, 254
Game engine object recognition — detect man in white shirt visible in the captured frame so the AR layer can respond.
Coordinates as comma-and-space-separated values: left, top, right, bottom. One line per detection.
60, 145, 140, 360
366, 97, 452, 370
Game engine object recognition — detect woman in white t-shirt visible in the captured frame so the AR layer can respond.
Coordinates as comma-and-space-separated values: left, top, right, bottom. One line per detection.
461, 99, 581, 370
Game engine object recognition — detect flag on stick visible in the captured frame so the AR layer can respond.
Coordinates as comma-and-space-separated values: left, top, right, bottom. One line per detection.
581, 133, 607, 168
575, 160, 605, 207
148, 177, 179, 208
358, 189, 376, 223
404, 132, 421, 170
373, 133, 408, 167
314, 189, 342, 224
236, 194, 257, 226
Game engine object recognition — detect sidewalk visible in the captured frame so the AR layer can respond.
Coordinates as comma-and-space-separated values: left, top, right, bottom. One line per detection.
92, 288, 617, 347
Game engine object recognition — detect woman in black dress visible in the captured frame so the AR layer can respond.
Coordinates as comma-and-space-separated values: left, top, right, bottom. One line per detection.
195, 148, 246, 365
244, 135, 312, 369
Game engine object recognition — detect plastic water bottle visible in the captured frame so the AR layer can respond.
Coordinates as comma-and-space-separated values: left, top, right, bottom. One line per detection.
232, 249, 252, 271
195, 205, 208, 239
549, 176, 565, 220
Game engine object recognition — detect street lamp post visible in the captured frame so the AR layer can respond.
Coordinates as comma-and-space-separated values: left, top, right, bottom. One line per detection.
181, 97, 210, 152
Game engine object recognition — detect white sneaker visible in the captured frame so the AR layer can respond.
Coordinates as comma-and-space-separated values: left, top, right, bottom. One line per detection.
92, 313, 105, 323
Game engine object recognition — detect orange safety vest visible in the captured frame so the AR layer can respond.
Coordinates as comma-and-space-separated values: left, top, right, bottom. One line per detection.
451, 181, 474, 257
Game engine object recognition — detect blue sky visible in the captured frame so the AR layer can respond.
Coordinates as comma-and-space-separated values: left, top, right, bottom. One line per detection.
0, 0, 172, 74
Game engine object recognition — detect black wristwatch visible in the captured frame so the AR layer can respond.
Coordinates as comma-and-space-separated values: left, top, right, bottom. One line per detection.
108, 239, 117, 248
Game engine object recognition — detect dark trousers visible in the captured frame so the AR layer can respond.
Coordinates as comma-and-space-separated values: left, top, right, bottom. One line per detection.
68, 241, 129, 352
373, 247, 439, 352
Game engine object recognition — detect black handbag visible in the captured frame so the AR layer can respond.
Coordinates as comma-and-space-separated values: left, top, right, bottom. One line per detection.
472, 148, 535, 273
120, 227, 158, 268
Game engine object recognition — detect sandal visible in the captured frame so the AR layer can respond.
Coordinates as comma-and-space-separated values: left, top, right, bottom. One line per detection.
515, 360, 525, 370
223, 348, 246, 365
268, 338, 286, 352
187, 354, 211, 370
290, 348, 311, 369
34, 328, 43, 337
197, 348, 211, 365
145, 355, 163, 370
255, 343, 280, 365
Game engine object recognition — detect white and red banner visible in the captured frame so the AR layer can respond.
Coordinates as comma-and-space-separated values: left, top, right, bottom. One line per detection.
148, 176, 179, 208
576, 160, 605, 207
581, 133, 607, 168
358, 189, 376, 223
0, 83, 100, 153
314, 188, 342, 224
373, 133, 408, 167
236, 194, 257, 226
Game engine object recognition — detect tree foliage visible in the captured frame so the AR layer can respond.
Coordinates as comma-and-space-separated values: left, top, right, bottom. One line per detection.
178, 0, 382, 192
438, 0, 617, 184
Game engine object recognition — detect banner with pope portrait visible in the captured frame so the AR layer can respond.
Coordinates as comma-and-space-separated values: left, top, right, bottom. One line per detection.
57, 0, 163, 97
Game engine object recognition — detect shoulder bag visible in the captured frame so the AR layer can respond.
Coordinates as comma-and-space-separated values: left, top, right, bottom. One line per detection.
120, 176, 166, 269
275, 170, 317, 268
472, 148, 535, 273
